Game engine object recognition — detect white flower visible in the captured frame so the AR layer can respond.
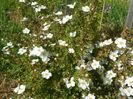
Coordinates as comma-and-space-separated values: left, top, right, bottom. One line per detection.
82, 6, 90, 12
21, 17, 28, 21
78, 78, 89, 90
31, 59, 39, 65
67, 2, 76, 9
69, 31, 76, 37
131, 50, 133, 55
91, 60, 101, 70
14, 84, 26, 94
39, 5, 46, 10
23, 28, 30, 34
115, 38, 126, 48
54, 11, 63, 16
59, 15, 72, 24
42, 24, 51, 31
41, 69, 52, 79
29, 46, 44, 57
84, 93, 95, 99
19, 0, 25, 3
124, 77, 133, 87
131, 59, 133, 65
120, 87, 133, 97
58, 40, 68, 46
46, 33, 53, 39
18, 47, 27, 55
80, 63, 86, 69
65, 77, 75, 88
109, 51, 119, 61
34, 5, 46, 13
103, 77, 113, 85
68, 48, 75, 53
99, 39, 113, 47
7, 42, 13, 48
31, 1, 38, 6
40, 54, 50, 63
106, 70, 116, 79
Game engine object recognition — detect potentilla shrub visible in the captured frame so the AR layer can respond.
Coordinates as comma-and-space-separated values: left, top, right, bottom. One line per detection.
0, 0, 133, 99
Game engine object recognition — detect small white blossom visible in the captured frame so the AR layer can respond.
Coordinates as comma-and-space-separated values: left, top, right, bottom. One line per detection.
54, 11, 63, 16
120, 87, 133, 97
40, 54, 50, 63
99, 39, 113, 47
106, 70, 116, 79
69, 31, 76, 37
82, 6, 90, 12
34, 5, 46, 13
78, 78, 89, 90
103, 77, 113, 85
7, 42, 13, 48
46, 33, 53, 39
131, 59, 133, 65
115, 38, 126, 48
42, 24, 51, 31
31, 1, 38, 6
65, 77, 75, 88
67, 2, 76, 9
109, 51, 119, 61
58, 40, 68, 46
41, 69, 52, 79
21, 17, 28, 21
91, 60, 101, 70
84, 93, 95, 99
59, 15, 72, 24
14, 84, 26, 94
29, 46, 44, 57
18, 47, 27, 55
19, 0, 25, 3
124, 77, 133, 87
23, 28, 30, 34
68, 48, 75, 53
31, 59, 39, 65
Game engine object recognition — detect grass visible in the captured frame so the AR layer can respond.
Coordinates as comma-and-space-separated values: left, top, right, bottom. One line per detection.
103, 0, 129, 33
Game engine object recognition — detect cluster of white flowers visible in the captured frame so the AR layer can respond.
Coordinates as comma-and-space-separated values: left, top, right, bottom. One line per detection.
41, 69, 52, 79
119, 76, 133, 98
29, 46, 50, 63
14, 84, 26, 94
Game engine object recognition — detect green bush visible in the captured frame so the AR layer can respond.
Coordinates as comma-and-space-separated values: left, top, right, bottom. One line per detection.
0, 0, 132, 99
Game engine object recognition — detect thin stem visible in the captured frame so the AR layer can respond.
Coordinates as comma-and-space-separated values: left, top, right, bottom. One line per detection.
99, 0, 106, 31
